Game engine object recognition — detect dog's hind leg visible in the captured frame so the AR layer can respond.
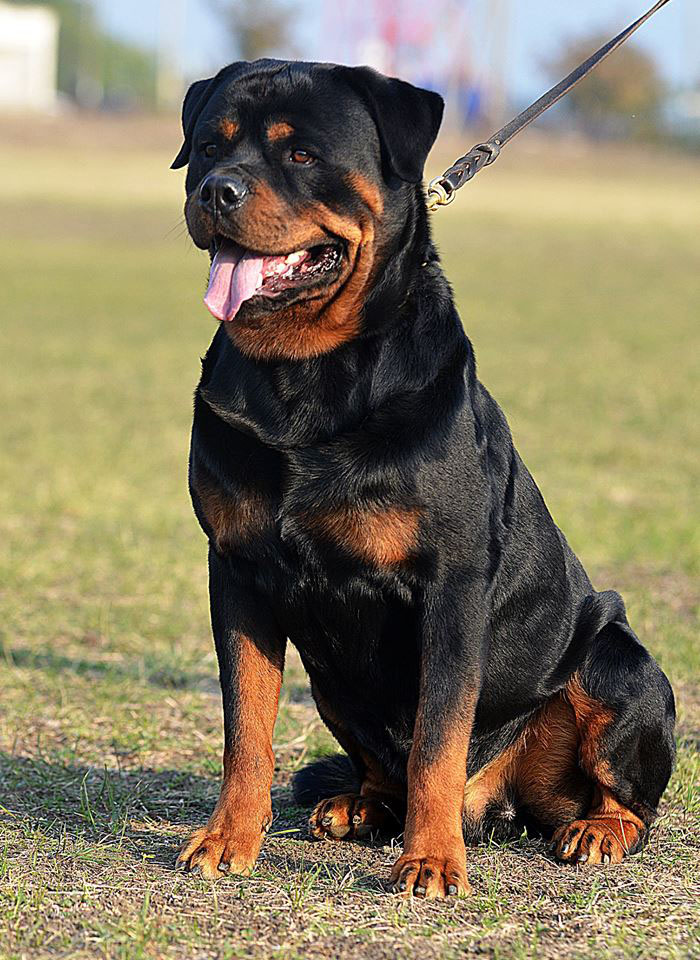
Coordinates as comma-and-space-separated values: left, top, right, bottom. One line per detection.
299, 749, 405, 842
297, 688, 406, 842
308, 788, 403, 841
518, 621, 676, 865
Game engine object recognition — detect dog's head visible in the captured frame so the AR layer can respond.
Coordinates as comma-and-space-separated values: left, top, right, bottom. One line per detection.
173, 59, 443, 361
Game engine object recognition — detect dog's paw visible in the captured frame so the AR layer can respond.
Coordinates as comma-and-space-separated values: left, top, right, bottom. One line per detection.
309, 793, 399, 841
176, 821, 268, 880
388, 849, 471, 899
552, 817, 643, 866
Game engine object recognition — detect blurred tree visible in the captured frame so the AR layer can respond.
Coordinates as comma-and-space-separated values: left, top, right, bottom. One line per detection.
5, 0, 157, 108
548, 34, 665, 139
209, 0, 297, 60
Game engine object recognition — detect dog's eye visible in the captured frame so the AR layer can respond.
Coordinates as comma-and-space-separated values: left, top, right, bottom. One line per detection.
289, 149, 315, 165
203, 144, 217, 158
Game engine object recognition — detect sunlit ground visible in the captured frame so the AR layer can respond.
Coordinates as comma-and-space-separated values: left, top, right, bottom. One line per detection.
1, 115, 698, 959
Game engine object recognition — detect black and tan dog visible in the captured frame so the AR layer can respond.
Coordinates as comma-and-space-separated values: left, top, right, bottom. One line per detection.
173, 59, 675, 898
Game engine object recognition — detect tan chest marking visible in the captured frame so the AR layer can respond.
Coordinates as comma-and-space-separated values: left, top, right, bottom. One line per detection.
307, 505, 420, 566
196, 481, 273, 553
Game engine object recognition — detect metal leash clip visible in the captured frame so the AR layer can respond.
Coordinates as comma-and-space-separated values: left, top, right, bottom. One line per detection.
426, 176, 455, 211
423, 0, 671, 213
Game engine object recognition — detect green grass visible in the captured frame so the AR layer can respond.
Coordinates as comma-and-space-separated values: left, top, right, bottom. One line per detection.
0, 119, 698, 959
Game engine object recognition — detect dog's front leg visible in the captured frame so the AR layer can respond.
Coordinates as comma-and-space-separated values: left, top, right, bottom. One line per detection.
389, 583, 483, 898
177, 548, 286, 879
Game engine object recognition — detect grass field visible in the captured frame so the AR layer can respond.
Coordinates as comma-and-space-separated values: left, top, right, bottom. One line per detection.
0, 116, 698, 960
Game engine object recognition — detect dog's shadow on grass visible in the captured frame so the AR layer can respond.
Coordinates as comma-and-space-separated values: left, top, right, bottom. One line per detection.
3, 645, 219, 693
0, 752, 312, 872
0, 752, 551, 888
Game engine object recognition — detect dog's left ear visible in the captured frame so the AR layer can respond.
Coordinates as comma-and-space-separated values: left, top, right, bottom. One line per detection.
335, 66, 444, 184
171, 76, 217, 169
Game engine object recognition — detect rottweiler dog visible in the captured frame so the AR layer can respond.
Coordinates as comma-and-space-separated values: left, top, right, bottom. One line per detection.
173, 59, 676, 898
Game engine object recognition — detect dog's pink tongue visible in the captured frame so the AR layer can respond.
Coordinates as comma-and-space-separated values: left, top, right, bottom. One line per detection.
204, 244, 265, 323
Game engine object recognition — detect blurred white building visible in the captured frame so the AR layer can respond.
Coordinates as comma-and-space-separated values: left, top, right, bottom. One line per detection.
0, 2, 59, 112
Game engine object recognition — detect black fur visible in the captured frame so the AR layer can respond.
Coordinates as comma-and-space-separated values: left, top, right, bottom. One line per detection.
175, 59, 676, 881
292, 754, 360, 807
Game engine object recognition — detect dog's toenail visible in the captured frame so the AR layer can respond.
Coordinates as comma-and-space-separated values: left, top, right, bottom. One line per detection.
447, 884, 458, 895
218, 862, 230, 873
353, 814, 361, 824
322, 816, 332, 826
415, 885, 426, 897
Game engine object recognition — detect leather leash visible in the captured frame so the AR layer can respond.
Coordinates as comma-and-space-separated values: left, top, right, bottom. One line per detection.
427, 0, 673, 211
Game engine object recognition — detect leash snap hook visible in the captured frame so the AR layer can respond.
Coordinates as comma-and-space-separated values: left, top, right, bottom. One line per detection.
426, 176, 455, 212
424, 0, 671, 209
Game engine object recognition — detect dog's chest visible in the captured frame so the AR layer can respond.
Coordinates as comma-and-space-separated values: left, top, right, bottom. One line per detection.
191, 432, 423, 582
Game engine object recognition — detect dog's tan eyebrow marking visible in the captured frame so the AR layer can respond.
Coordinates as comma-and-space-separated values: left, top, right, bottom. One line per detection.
219, 119, 239, 140
267, 121, 295, 141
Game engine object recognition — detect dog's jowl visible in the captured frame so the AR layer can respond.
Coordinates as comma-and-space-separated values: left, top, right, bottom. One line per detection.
173, 59, 675, 897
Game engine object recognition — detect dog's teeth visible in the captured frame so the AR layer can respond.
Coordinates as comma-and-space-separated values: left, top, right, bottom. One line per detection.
286, 252, 303, 264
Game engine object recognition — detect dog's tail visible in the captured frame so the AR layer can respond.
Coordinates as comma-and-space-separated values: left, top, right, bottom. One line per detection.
291, 754, 361, 807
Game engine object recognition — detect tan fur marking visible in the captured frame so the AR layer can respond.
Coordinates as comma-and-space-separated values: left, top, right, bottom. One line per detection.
213, 179, 377, 360
205, 633, 281, 855
392, 702, 475, 897
177, 634, 284, 877
551, 784, 646, 864
407, 723, 473, 840
309, 793, 399, 841
565, 674, 616, 787
267, 120, 294, 141
464, 741, 519, 823
227, 198, 370, 360
346, 171, 384, 217
464, 690, 591, 831
185, 149, 389, 360
555, 675, 645, 859
462, 677, 646, 854
195, 477, 272, 553
186, 164, 381, 360
219, 118, 238, 140
514, 692, 591, 826
307, 505, 420, 566
588, 786, 645, 835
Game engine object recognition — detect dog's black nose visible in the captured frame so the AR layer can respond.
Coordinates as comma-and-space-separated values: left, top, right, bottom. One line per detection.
198, 175, 248, 215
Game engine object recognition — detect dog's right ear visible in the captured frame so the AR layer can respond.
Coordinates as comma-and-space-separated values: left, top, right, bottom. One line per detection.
171, 77, 217, 170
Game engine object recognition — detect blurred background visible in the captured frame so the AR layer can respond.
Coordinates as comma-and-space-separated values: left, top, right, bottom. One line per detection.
0, 4, 698, 954
1, 0, 699, 137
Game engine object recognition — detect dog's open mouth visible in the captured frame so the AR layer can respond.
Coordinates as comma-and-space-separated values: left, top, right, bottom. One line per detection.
205, 238, 344, 323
